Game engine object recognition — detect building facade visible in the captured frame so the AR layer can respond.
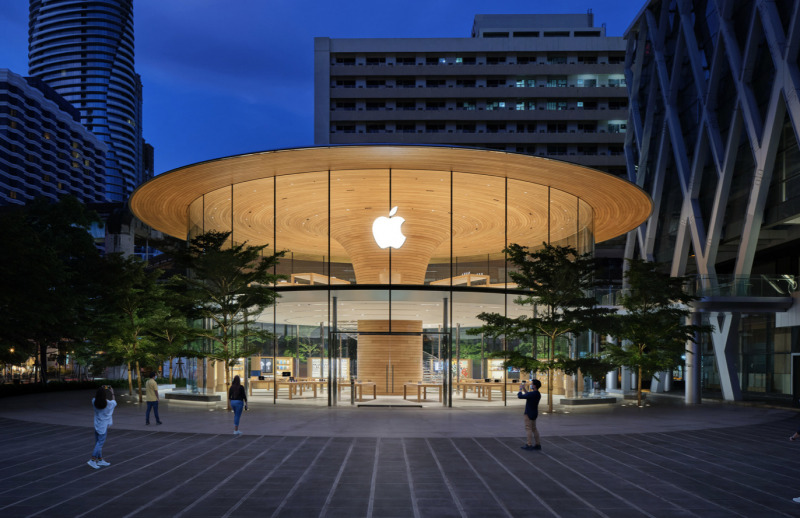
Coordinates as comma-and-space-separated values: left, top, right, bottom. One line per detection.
130, 145, 650, 403
315, 14, 631, 280
315, 14, 628, 176
0, 69, 106, 206
28, 0, 146, 202
625, 0, 800, 402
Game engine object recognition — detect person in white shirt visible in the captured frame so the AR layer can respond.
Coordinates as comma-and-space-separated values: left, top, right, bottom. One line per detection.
88, 385, 117, 469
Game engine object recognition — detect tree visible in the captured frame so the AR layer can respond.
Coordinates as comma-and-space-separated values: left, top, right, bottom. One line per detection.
148, 280, 202, 383
470, 243, 614, 413
0, 197, 103, 386
605, 258, 713, 406
91, 254, 166, 400
168, 231, 284, 408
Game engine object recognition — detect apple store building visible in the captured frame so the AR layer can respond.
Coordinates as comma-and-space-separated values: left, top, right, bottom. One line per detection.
130, 145, 651, 407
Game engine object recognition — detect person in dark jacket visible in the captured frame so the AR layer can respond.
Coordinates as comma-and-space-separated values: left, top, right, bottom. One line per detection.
518, 379, 542, 451
228, 375, 248, 436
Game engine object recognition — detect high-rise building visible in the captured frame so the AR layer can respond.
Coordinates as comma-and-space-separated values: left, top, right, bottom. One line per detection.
625, 0, 800, 402
28, 0, 144, 202
315, 14, 627, 176
315, 13, 630, 281
0, 69, 106, 206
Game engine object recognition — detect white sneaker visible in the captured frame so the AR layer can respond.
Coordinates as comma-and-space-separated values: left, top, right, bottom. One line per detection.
234, 430, 242, 436
793, 497, 800, 503
87, 460, 99, 469
96, 459, 110, 467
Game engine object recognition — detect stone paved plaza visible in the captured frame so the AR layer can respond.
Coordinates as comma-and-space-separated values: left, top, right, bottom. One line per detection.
1, 391, 800, 517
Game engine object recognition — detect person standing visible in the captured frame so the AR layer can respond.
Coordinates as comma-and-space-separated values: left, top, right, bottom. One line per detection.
88, 385, 117, 469
145, 371, 162, 425
518, 379, 542, 451
229, 375, 248, 436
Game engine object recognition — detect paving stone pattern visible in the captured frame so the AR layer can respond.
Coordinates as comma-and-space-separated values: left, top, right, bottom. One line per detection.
1, 416, 799, 517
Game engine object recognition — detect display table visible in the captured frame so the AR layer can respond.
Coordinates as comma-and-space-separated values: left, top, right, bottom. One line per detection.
338, 381, 377, 401
248, 379, 274, 396
403, 383, 442, 402
456, 381, 508, 401
430, 273, 490, 286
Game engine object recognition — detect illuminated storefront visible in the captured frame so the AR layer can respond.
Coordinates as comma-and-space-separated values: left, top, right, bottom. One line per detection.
130, 145, 651, 405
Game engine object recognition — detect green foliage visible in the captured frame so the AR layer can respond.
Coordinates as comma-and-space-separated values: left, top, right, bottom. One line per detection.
470, 243, 614, 412
604, 258, 713, 405
0, 196, 103, 385
560, 356, 616, 384
165, 231, 284, 396
89, 254, 167, 398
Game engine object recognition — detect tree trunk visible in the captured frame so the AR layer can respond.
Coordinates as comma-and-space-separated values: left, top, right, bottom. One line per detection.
136, 361, 143, 403
637, 365, 643, 407
550, 335, 557, 413
169, 356, 174, 384
126, 362, 134, 396
38, 342, 47, 386
224, 345, 231, 411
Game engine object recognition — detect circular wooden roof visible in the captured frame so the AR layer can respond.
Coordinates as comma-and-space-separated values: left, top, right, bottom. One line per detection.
129, 146, 651, 247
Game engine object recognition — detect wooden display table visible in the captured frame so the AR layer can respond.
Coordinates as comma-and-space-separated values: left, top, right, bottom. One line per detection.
430, 274, 490, 286
289, 273, 350, 285
338, 381, 377, 401
403, 383, 443, 402
456, 381, 508, 401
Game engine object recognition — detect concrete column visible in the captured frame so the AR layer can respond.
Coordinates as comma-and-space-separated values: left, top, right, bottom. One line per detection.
606, 370, 618, 391
685, 312, 701, 404
621, 366, 632, 392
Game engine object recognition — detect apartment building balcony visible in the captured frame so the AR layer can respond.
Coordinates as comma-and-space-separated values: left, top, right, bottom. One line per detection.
329, 108, 630, 123
329, 85, 628, 99
328, 62, 624, 77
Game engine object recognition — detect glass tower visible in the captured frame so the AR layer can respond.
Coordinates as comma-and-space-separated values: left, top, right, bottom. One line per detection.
28, 0, 143, 202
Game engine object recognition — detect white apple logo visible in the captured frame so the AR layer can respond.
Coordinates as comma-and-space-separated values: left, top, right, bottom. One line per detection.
372, 206, 406, 249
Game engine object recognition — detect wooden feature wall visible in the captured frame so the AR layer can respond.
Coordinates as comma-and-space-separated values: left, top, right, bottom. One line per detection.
357, 319, 422, 395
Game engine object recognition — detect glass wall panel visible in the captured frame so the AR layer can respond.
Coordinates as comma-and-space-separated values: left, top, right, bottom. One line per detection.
549, 188, 579, 249
330, 169, 390, 285
202, 185, 233, 245
577, 198, 594, 254
392, 169, 451, 285
276, 172, 330, 284
188, 196, 203, 239
452, 172, 507, 286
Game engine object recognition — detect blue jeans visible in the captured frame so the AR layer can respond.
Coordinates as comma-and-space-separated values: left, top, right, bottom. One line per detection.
230, 400, 244, 426
146, 401, 160, 423
92, 430, 107, 458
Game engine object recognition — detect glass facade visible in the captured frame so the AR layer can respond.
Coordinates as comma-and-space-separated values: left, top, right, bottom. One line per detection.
185, 168, 595, 405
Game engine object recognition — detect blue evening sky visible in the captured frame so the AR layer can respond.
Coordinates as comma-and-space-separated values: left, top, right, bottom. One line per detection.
0, 1, 643, 175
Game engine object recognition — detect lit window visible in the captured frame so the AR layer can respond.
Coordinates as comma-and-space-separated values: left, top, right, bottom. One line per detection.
456, 57, 463, 64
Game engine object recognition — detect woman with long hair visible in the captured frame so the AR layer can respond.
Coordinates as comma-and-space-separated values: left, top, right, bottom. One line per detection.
89, 385, 116, 469
228, 375, 247, 436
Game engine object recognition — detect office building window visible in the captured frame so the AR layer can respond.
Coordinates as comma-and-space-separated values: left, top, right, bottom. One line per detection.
516, 101, 526, 110
396, 101, 416, 110
335, 80, 355, 88
425, 101, 445, 110
335, 125, 356, 133
577, 55, 598, 64
335, 102, 356, 111
517, 55, 537, 64
366, 102, 385, 111
578, 145, 598, 155
486, 100, 505, 110
578, 123, 597, 133
456, 79, 476, 87
426, 79, 446, 88
608, 77, 626, 87
335, 57, 356, 65
425, 123, 445, 133
607, 122, 627, 133
426, 57, 440, 65
366, 124, 385, 133
396, 123, 416, 133
527, 101, 537, 110
366, 80, 386, 88
396, 57, 416, 66
547, 123, 567, 133
487, 56, 506, 65
456, 123, 476, 133
459, 101, 476, 110
366, 57, 386, 65
546, 101, 567, 111
396, 79, 415, 88
455, 57, 463, 64
547, 55, 567, 64
547, 144, 567, 155
546, 76, 567, 87
487, 79, 506, 87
